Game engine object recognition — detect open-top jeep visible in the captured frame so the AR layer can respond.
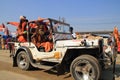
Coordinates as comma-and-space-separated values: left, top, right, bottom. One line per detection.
10, 18, 117, 80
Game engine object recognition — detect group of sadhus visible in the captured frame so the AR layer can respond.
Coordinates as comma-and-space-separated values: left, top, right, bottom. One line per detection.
7, 16, 53, 52
7, 16, 120, 53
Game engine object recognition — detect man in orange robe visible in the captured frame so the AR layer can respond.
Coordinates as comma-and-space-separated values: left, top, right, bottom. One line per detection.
7, 16, 28, 42
31, 18, 53, 52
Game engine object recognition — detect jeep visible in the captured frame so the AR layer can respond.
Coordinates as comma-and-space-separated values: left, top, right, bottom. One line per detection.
9, 18, 117, 80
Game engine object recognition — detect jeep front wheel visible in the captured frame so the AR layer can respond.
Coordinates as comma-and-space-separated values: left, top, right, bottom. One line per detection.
70, 55, 100, 80
17, 51, 32, 70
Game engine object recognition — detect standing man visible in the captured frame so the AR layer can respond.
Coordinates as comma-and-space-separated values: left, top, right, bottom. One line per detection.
7, 16, 28, 42
17, 16, 28, 42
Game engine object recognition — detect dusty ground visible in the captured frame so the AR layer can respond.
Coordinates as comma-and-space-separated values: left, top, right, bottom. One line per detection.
0, 50, 120, 80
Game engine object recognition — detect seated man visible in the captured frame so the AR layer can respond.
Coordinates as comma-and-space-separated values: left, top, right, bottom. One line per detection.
31, 21, 53, 52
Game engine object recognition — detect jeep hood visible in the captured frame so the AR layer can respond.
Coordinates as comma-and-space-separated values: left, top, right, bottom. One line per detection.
55, 39, 100, 47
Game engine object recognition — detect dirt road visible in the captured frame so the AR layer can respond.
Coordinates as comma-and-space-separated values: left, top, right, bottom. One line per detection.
0, 50, 73, 80
0, 50, 120, 80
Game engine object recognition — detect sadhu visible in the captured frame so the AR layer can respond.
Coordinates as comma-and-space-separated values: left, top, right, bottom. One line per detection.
7, 16, 28, 42
31, 20, 53, 52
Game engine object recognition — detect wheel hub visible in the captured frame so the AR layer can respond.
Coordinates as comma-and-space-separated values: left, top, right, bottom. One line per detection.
74, 60, 95, 80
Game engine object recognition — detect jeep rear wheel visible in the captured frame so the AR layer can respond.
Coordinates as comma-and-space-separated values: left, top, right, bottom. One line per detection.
17, 51, 32, 70
70, 55, 100, 80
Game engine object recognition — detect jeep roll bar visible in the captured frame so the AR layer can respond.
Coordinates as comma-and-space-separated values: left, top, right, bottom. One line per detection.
48, 18, 70, 26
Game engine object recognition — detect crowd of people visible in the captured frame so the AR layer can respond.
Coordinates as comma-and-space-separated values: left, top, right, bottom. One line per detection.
0, 34, 13, 50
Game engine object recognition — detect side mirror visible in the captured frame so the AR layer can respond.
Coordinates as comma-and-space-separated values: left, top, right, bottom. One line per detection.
69, 27, 73, 33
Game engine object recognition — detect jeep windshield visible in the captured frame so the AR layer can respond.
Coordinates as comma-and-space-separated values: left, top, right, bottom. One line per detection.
48, 18, 71, 33
48, 18, 73, 40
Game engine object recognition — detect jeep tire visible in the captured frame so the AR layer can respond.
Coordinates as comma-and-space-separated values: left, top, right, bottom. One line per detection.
70, 55, 100, 80
17, 51, 32, 70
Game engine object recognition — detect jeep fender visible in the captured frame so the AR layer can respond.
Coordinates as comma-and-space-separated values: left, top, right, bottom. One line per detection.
13, 46, 34, 67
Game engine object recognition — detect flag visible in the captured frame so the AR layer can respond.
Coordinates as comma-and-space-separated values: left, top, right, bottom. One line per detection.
4, 27, 9, 35
0, 28, 4, 31
0, 23, 5, 32
0, 23, 11, 35
7, 22, 19, 27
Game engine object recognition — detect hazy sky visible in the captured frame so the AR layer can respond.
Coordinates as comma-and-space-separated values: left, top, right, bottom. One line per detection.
0, 0, 120, 33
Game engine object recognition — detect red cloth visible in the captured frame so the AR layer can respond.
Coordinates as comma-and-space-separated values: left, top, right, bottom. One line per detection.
8, 22, 19, 27
0, 23, 5, 28
0, 23, 5, 32
117, 41, 120, 52
18, 35, 27, 42
21, 21, 27, 32
29, 22, 48, 32
39, 42, 53, 52
0, 28, 3, 31
29, 23, 37, 28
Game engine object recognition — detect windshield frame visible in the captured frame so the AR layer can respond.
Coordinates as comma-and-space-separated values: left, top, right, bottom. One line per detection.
48, 18, 71, 33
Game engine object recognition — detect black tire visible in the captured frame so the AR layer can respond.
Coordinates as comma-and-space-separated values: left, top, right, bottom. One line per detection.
17, 51, 32, 70
112, 59, 116, 80
70, 55, 101, 80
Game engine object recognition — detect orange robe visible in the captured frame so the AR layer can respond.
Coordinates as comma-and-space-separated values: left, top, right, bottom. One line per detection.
113, 27, 119, 45
36, 42, 53, 52
113, 27, 120, 52
8, 21, 27, 42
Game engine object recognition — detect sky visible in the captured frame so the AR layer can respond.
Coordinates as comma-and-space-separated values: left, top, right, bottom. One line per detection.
0, 0, 120, 35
